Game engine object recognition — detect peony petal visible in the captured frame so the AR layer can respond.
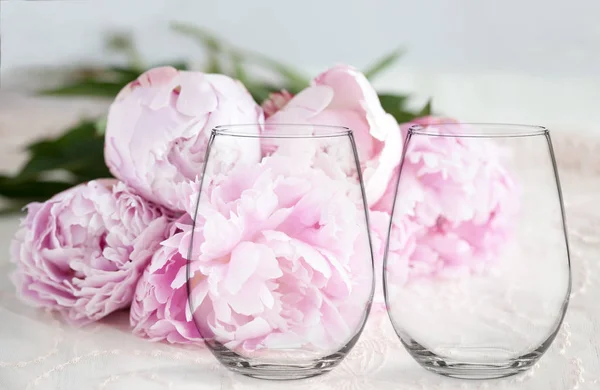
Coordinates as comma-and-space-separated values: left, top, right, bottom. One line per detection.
235, 317, 272, 341
223, 242, 261, 294
176, 72, 218, 116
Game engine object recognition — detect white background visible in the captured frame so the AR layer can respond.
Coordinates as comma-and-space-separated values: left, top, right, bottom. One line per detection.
1, 0, 600, 133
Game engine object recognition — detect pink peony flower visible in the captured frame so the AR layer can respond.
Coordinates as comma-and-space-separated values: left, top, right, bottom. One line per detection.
264, 65, 402, 208
368, 210, 420, 309
10, 180, 172, 325
261, 90, 293, 119
376, 118, 518, 289
130, 215, 203, 344
104, 66, 263, 212
151, 154, 373, 352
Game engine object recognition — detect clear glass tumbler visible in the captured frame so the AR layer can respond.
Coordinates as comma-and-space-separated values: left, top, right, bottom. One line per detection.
384, 123, 571, 379
187, 124, 374, 380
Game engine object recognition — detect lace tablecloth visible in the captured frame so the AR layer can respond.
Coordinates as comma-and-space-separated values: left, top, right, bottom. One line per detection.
1, 95, 599, 389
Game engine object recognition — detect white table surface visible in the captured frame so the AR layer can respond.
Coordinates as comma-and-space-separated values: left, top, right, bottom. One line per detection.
1, 94, 599, 389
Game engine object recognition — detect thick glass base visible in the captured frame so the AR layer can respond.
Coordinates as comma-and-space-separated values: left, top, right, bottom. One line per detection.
418, 359, 537, 380
217, 355, 343, 380
205, 337, 363, 380
212, 348, 345, 380
403, 339, 544, 380
203, 321, 366, 380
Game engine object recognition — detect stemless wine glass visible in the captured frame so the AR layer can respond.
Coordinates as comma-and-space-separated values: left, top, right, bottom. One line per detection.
384, 123, 571, 379
186, 124, 374, 380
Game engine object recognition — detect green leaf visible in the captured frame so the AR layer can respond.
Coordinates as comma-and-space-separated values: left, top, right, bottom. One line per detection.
39, 81, 126, 98
377, 93, 422, 123
243, 51, 308, 93
154, 61, 190, 71
95, 116, 108, 136
231, 53, 250, 84
26, 120, 95, 154
171, 22, 221, 52
229, 53, 280, 103
170, 22, 224, 74
38, 61, 191, 99
107, 66, 143, 82
1, 120, 111, 202
20, 121, 111, 182
389, 110, 421, 124
0, 203, 27, 216
111, 61, 190, 79
247, 84, 283, 106
364, 49, 403, 80
105, 32, 136, 53
171, 21, 308, 91
417, 99, 432, 116
37, 65, 139, 98
378, 93, 409, 114
0, 175, 73, 201
204, 55, 222, 74
378, 94, 433, 124
105, 32, 145, 72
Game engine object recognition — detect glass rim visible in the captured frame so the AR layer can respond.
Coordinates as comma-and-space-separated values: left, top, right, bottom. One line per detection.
408, 123, 549, 138
213, 124, 352, 138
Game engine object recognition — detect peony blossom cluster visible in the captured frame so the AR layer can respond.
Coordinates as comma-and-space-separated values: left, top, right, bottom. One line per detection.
264, 65, 402, 207
173, 155, 371, 353
370, 119, 517, 300
11, 66, 264, 333
261, 76, 517, 308
10, 63, 517, 346
10, 180, 171, 325
129, 214, 203, 344
104, 66, 263, 212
